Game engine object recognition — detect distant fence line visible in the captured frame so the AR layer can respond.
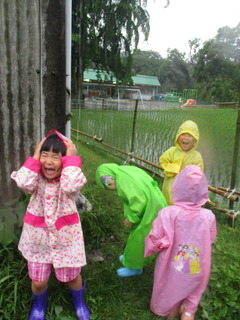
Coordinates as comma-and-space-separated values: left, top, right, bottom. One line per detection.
71, 98, 239, 111
71, 100, 240, 211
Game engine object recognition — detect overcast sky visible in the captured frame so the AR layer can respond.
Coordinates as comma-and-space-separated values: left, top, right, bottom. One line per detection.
138, 0, 240, 57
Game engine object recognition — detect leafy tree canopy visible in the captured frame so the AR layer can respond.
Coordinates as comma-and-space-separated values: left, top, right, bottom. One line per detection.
72, 0, 151, 97
193, 23, 240, 101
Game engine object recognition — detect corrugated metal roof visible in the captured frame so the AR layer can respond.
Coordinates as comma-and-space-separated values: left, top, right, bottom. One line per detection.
84, 69, 160, 86
84, 69, 117, 82
132, 74, 160, 86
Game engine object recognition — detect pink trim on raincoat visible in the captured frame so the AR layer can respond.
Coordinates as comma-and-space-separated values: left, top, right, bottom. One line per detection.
23, 157, 42, 173
24, 211, 80, 230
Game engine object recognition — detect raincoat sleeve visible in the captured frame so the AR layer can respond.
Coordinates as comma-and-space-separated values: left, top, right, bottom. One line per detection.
11, 157, 41, 194
60, 156, 87, 196
118, 183, 147, 225
144, 209, 171, 257
159, 147, 181, 178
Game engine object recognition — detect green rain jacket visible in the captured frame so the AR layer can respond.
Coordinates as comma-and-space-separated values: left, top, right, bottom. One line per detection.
159, 120, 204, 205
96, 163, 167, 269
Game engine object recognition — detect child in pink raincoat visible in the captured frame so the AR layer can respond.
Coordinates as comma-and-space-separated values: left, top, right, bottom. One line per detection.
144, 165, 217, 320
11, 130, 90, 320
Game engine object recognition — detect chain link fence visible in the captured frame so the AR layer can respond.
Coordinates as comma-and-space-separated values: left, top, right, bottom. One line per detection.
72, 100, 240, 208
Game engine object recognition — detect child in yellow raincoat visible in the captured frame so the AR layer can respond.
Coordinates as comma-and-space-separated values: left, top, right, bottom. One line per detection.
159, 120, 204, 205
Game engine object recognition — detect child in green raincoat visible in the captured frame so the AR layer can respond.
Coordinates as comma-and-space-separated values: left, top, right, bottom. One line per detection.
159, 120, 204, 205
95, 163, 167, 277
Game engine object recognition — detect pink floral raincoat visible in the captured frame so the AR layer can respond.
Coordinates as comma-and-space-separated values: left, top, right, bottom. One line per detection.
11, 155, 87, 268
144, 165, 217, 316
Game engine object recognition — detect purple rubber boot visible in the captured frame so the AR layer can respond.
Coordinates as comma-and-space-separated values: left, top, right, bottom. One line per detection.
29, 289, 48, 320
70, 279, 90, 320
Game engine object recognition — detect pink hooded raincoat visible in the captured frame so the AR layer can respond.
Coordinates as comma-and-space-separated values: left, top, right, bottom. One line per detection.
11, 131, 87, 268
144, 165, 217, 316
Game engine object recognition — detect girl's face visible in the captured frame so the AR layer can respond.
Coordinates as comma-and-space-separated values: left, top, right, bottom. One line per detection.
178, 133, 196, 152
105, 180, 116, 190
40, 150, 62, 180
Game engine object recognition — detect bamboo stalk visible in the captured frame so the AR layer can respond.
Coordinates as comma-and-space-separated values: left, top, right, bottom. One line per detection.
207, 200, 237, 219
217, 187, 240, 196
208, 186, 238, 202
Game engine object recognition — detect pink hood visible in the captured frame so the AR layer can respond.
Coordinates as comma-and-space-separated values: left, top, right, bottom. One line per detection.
46, 129, 68, 141
172, 165, 208, 208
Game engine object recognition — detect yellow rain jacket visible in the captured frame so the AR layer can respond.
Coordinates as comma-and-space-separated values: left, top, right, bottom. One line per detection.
159, 120, 204, 205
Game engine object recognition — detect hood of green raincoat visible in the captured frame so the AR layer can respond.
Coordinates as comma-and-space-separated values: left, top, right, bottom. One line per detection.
172, 165, 208, 208
175, 120, 199, 150
96, 163, 119, 189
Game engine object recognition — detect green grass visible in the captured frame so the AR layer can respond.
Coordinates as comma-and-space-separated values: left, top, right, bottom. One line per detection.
1, 139, 240, 319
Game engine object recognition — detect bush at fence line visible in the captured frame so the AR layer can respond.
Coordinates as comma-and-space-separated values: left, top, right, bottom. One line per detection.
0, 197, 28, 245
71, 106, 240, 198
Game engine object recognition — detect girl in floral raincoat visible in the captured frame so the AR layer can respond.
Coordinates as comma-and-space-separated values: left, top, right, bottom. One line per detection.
11, 130, 90, 320
145, 165, 216, 320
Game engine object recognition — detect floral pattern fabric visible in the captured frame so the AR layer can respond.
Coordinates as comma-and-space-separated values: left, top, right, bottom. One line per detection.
11, 156, 87, 268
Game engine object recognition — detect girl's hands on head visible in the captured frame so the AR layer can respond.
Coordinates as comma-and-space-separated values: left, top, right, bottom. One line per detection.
65, 140, 77, 156
33, 139, 45, 160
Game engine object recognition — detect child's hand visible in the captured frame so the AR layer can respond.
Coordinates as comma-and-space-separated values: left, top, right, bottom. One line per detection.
33, 139, 45, 160
65, 140, 77, 156
123, 218, 133, 228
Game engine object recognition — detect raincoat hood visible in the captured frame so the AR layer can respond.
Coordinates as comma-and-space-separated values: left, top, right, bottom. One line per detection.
175, 120, 199, 150
172, 165, 208, 208
96, 163, 119, 189
46, 130, 68, 141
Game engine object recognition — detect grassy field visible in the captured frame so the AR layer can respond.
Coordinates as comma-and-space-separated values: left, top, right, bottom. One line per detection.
1, 139, 240, 319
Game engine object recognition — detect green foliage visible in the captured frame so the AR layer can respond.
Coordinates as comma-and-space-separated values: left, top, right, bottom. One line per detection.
72, 0, 150, 97
193, 24, 240, 101
198, 224, 240, 320
0, 198, 27, 246
132, 24, 240, 101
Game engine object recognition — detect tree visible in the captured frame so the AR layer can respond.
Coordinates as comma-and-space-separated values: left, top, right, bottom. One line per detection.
132, 49, 163, 75
192, 24, 240, 101
157, 49, 191, 92
72, 0, 150, 98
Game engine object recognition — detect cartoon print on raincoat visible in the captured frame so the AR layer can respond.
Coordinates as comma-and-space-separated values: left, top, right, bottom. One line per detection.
172, 243, 201, 274
96, 163, 167, 270
144, 165, 217, 317
159, 120, 204, 205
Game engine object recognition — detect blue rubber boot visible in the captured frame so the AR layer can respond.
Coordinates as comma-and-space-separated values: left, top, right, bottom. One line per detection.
70, 279, 90, 320
29, 289, 48, 320
117, 267, 143, 277
119, 255, 124, 262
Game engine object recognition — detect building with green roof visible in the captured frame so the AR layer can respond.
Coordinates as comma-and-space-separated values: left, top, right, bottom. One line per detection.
83, 69, 160, 100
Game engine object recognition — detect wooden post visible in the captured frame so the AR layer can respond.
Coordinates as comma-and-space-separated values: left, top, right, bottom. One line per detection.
229, 110, 240, 210
130, 99, 139, 153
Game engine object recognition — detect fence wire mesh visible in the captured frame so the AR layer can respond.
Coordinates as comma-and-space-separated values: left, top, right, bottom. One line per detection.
72, 101, 240, 206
